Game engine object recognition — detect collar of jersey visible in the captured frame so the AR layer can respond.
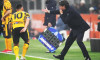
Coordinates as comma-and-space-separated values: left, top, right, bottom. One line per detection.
4, 0, 9, 2
17, 10, 23, 12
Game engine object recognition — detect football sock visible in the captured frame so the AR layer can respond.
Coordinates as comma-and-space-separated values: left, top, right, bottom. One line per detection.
7, 38, 12, 50
22, 43, 29, 57
14, 46, 19, 58
5, 38, 8, 50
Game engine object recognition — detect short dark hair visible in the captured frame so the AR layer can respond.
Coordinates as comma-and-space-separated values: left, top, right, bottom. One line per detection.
59, 0, 69, 8
16, 4, 23, 9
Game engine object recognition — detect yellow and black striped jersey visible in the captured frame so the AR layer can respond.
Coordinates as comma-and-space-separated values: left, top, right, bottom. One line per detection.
10, 11, 30, 29
2, 0, 12, 25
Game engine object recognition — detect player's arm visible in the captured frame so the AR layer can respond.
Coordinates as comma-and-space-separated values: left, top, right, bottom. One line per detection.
3, 10, 11, 18
1, 10, 11, 21
42, 8, 63, 14
1, 2, 12, 21
20, 13, 30, 33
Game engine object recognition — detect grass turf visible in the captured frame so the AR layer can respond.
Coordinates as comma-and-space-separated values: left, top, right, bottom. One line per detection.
0, 36, 100, 60
0, 53, 46, 60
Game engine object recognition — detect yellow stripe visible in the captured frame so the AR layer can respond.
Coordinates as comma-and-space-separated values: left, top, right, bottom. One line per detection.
5, 24, 8, 36
27, 30, 30, 40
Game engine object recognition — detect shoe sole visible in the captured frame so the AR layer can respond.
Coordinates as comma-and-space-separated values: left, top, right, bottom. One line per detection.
7, 51, 12, 53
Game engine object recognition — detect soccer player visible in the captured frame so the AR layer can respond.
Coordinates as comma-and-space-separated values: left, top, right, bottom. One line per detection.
10, 4, 30, 60
1, 0, 12, 53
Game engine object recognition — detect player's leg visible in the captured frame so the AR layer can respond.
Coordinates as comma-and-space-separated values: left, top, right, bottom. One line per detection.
20, 30, 30, 59
53, 30, 77, 60
2, 25, 8, 53
6, 24, 12, 52
2, 24, 12, 53
77, 32, 91, 60
12, 28, 20, 60
6, 38, 12, 52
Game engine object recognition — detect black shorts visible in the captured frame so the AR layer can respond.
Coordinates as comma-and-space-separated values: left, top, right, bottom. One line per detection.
3, 24, 11, 38
12, 27, 30, 44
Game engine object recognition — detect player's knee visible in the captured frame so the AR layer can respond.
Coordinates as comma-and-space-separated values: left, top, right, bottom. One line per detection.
14, 46, 19, 49
14, 43, 19, 46
23, 43, 29, 49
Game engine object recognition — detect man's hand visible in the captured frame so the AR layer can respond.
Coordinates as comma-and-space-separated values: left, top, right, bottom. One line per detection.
1, 17, 4, 21
60, 9, 63, 14
42, 8, 50, 13
48, 22, 52, 27
20, 27, 27, 33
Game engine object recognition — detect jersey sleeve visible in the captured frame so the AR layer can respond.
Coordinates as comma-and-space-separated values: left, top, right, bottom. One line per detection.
26, 13, 30, 20
4, 2, 12, 10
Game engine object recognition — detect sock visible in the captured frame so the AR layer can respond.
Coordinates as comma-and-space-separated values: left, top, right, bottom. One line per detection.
13, 46, 19, 58
22, 43, 29, 57
7, 38, 12, 50
5, 38, 8, 50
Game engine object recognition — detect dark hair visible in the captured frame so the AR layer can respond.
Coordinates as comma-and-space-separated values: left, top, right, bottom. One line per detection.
59, 0, 69, 8
16, 4, 23, 9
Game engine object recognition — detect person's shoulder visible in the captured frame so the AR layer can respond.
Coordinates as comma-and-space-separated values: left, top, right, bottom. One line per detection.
69, 6, 79, 13
22, 11, 30, 17
5, 1, 11, 5
25, 12, 30, 16
22, 11, 29, 14
69, 6, 75, 11
4, 1, 11, 7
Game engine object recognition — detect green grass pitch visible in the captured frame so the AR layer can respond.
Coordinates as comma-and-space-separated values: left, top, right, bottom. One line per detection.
0, 36, 100, 60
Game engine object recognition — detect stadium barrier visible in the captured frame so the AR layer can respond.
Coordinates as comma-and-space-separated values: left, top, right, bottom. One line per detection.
31, 13, 100, 39
30, 13, 100, 52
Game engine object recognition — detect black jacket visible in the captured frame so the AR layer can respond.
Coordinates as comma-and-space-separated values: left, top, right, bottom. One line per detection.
44, 0, 56, 27
50, 7, 90, 32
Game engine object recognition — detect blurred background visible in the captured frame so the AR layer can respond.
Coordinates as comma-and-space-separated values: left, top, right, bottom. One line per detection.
0, 0, 100, 60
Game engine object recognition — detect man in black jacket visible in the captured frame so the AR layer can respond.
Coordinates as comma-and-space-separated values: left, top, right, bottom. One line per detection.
44, 0, 56, 27
44, 0, 56, 53
42, 1, 91, 60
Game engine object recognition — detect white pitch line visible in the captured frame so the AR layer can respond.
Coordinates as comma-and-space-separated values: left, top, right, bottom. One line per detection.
0, 52, 54, 60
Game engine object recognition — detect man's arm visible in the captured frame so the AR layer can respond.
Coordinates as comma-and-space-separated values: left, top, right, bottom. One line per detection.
3, 10, 11, 18
42, 8, 63, 14
24, 18, 30, 30
20, 16, 30, 33
1, 10, 11, 21
1, 1, 12, 21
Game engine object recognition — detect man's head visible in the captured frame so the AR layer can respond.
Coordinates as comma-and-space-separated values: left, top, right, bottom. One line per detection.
16, 4, 23, 11
80, 0, 85, 6
59, 0, 69, 10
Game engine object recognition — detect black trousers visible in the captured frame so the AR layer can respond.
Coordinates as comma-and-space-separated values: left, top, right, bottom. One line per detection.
61, 30, 90, 58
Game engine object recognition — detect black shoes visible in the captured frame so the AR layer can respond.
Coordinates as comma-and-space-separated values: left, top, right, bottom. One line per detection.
53, 55, 91, 60
53, 55, 64, 60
